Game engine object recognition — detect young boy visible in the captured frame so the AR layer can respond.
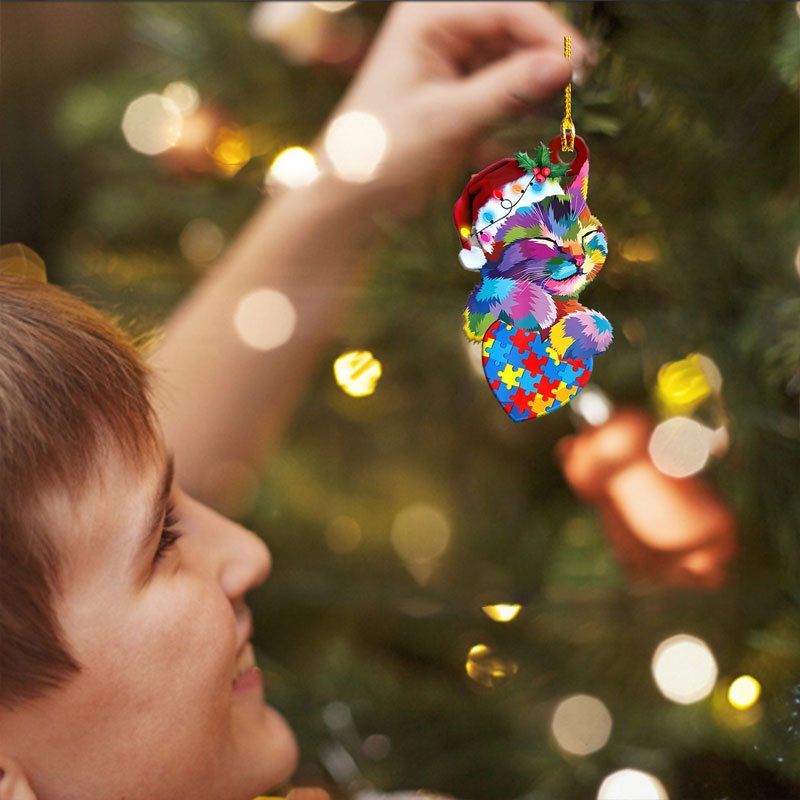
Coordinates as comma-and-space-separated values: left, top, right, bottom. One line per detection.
0, 5, 588, 797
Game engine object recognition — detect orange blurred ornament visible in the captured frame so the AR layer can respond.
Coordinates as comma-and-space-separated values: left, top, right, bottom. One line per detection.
556, 407, 737, 588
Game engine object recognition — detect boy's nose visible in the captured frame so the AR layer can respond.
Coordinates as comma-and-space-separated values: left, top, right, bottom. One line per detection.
219, 522, 272, 600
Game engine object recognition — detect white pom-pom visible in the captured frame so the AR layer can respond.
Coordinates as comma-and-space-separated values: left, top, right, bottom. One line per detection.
458, 246, 486, 271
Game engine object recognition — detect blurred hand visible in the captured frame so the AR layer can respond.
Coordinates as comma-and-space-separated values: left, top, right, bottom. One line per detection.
320, 1, 591, 212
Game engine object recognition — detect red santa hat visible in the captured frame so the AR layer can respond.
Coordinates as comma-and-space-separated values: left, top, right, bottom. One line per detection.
453, 137, 590, 271
453, 157, 527, 250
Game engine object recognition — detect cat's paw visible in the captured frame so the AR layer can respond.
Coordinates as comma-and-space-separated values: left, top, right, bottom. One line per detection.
549, 310, 613, 360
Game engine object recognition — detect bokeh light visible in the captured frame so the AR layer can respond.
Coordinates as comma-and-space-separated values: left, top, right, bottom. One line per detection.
728, 675, 761, 709
551, 694, 613, 756
179, 218, 225, 264
465, 644, 518, 688
0, 242, 47, 282
267, 146, 320, 188
173, 109, 216, 152
656, 354, 713, 415
162, 80, 200, 115
121, 93, 183, 155
571, 384, 612, 426
312, 1, 356, 11
212, 126, 251, 175
333, 350, 382, 396
481, 604, 521, 622
325, 514, 362, 554
233, 288, 296, 351
620, 234, 658, 262
648, 416, 714, 478
390, 503, 450, 564
651, 634, 718, 704
597, 769, 668, 800
249, 2, 328, 65
324, 111, 387, 182
362, 733, 391, 760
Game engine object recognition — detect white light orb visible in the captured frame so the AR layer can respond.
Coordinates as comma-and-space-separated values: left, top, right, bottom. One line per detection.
572, 384, 612, 426
233, 288, 296, 351
597, 769, 668, 800
121, 93, 183, 155
390, 503, 450, 564
551, 694, 613, 756
267, 146, 320, 188
324, 111, 388, 182
162, 81, 200, 115
651, 633, 718, 704
249, 2, 326, 64
648, 416, 714, 477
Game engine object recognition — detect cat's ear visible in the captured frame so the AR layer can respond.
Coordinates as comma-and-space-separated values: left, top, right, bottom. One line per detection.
565, 156, 590, 211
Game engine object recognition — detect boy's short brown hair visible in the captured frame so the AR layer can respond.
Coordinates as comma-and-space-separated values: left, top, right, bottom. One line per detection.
0, 275, 160, 707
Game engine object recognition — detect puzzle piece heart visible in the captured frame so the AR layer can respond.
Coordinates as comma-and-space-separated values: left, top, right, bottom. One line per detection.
482, 321, 592, 422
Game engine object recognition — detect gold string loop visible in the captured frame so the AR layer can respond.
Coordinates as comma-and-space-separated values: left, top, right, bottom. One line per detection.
560, 36, 575, 152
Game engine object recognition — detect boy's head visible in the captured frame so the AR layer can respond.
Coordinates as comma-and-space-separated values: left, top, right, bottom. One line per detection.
0, 276, 297, 799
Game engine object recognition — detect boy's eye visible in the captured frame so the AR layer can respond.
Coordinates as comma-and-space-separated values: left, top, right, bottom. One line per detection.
154, 501, 182, 562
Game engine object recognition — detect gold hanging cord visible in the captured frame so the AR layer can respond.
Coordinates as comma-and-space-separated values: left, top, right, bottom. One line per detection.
561, 36, 575, 152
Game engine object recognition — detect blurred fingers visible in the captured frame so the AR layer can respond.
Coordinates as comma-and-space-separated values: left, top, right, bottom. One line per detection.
445, 47, 572, 131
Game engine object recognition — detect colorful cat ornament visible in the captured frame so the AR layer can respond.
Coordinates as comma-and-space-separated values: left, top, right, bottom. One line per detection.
454, 136, 612, 422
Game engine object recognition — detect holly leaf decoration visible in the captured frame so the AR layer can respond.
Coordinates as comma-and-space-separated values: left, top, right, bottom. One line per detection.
515, 143, 572, 180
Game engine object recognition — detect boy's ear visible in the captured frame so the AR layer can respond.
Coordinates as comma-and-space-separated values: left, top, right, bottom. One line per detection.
0, 755, 38, 800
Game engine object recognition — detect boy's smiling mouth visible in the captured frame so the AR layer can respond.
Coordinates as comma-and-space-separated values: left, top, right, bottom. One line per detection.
232, 642, 261, 692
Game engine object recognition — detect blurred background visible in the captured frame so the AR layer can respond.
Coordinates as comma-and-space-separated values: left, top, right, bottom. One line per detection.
1, 2, 799, 798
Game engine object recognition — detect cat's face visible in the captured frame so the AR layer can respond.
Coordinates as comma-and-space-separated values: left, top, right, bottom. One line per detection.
486, 157, 608, 300
521, 197, 607, 299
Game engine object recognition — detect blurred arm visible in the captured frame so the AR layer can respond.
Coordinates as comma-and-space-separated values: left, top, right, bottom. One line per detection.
148, 1, 588, 510
147, 172, 388, 508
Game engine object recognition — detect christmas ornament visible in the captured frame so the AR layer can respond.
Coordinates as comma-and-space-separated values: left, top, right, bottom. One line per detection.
556, 406, 737, 588
455, 37, 612, 422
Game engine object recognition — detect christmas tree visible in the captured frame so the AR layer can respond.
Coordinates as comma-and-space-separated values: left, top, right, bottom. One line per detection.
1, 3, 798, 798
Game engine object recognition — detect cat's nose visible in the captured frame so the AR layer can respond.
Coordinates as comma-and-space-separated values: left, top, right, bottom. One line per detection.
574, 254, 585, 267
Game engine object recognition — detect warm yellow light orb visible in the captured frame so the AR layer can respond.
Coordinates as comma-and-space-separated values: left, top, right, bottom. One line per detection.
212, 127, 251, 175
0, 243, 47, 282
656, 353, 713, 415
728, 675, 761, 709
333, 350, 382, 397
459, 226, 471, 239
465, 644, 518, 688
481, 604, 522, 622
